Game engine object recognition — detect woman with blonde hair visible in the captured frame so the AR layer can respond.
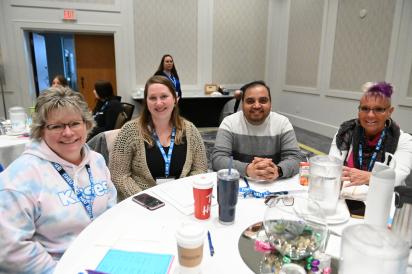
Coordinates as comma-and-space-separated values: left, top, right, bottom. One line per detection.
0, 86, 117, 273
110, 75, 207, 201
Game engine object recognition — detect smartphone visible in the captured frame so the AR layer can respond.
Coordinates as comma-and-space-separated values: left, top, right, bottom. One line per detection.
132, 193, 165, 210
345, 199, 366, 219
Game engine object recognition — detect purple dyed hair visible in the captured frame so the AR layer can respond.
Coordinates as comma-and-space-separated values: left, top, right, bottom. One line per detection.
366, 82, 393, 98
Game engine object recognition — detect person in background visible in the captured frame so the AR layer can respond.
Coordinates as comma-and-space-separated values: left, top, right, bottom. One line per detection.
110, 75, 207, 201
51, 75, 68, 87
154, 54, 182, 99
212, 80, 303, 181
219, 89, 243, 123
88, 80, 123, 140
0, 86, 117, 273
329, 81, 412, 187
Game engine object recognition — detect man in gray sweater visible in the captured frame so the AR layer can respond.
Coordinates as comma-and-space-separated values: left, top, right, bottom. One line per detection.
212, 80, 303, 181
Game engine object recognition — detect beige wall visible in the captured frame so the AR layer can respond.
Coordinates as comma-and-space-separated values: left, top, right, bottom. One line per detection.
330, 0, 395, 91
134, 0, 198, 85
272, 0, 412, 136
212, 0, 268, 84
285, 0, 323, 88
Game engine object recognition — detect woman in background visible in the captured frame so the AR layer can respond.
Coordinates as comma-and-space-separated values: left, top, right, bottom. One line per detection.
51, 75, 68, 87
110, 75, 207, 201
329, 81, 412, 187
0, 86, 117, 273
88, 80, 123, 140
154, 54, 182, 99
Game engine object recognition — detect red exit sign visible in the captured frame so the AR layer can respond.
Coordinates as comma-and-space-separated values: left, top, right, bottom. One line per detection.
63, 9, 76, 21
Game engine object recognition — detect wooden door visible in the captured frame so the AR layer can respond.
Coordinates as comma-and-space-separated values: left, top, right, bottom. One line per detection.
75, 34, 117, 110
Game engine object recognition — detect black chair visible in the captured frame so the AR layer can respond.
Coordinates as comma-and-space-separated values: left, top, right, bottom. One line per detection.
114, 111, 128, 129
121, 102, 134, 122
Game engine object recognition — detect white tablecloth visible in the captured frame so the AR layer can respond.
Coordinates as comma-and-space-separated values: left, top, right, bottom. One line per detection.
0, 135, 30, 167
55, 173, 371, 274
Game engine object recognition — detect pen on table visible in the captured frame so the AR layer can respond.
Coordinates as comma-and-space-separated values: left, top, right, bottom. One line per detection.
207, 230, 215, 256
84, 269, 109, 274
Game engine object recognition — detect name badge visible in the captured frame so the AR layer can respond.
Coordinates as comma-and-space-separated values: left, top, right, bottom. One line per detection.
156, 177, 175, 185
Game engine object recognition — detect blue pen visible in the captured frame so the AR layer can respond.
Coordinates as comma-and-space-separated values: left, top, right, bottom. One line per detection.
85, 270, 109, 274
207, 231, 215, 256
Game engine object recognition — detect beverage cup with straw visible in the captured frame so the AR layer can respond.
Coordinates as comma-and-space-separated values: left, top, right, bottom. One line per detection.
217, 156, 240, 225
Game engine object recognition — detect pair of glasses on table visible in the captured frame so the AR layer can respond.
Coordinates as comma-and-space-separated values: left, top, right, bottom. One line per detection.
264, 195, 294, 206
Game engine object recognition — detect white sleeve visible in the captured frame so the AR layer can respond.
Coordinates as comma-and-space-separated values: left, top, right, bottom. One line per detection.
393, 132, 412, 186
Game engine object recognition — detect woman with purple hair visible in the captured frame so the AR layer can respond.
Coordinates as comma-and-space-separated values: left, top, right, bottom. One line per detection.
329, 81, 412, 188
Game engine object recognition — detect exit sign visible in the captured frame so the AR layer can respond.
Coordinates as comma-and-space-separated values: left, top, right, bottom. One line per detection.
63, 9, 76, 21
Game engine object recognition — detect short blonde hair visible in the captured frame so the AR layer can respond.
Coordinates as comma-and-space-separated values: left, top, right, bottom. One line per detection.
31, 86, 95, 141
361, 82, 375, 93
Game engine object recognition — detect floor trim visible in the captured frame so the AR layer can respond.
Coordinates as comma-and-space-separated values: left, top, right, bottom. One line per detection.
298, 142, 326, 156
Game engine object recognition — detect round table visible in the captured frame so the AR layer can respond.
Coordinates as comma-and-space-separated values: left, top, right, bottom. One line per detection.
0, 134, 30, 167
54, 173, 363, 273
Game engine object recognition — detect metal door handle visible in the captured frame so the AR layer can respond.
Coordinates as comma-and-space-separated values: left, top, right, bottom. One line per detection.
81, 77, 85, 89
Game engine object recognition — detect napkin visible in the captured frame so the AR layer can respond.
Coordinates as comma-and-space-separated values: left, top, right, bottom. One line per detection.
340, 181, 369, 201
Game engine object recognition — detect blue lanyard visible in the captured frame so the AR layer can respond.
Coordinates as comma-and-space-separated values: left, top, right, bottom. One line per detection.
358, 128, 386, 171
93, 100, 109, 117
239, 177, 288, 198
168, 74, 177, 88
51, 162, 95, 220
153, 127, 176, 178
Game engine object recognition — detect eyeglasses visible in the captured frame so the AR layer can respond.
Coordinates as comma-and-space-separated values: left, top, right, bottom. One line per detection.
358, 106, 387, 114
265, 195, 294, 207
45, 120, 84, 133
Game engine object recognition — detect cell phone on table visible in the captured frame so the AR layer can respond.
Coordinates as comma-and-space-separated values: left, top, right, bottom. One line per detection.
132, 193, 165, 210
345, 199, 366, 219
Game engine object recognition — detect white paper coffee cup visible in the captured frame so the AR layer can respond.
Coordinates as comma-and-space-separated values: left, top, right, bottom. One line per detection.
176, 222, 206, 274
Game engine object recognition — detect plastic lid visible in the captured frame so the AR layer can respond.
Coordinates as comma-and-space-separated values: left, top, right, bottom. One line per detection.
192, 176, 214, 189
309, 155, 342, 177
217, 168, 240, 180
394, 186, 412, 208
9, 106, 25, 113
175, 222, 205, 249
342, 224, 409, 259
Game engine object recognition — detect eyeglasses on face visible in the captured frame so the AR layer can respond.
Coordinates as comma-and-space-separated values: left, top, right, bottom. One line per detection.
45, 120, 84, 133
358, 106, 387, 114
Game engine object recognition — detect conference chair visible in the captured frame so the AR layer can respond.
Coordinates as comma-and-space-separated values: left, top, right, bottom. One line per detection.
87, 129, 120, 165
121, 102, 134, 122
113, 102, 135, 129
114, 111, 128, 129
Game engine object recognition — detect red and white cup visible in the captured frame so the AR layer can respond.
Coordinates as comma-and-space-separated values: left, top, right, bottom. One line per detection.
193, 176, 214, 220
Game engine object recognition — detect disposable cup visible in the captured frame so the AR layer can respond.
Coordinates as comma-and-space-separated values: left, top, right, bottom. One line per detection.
176, 222, 206, 274
193, 176, 214, 220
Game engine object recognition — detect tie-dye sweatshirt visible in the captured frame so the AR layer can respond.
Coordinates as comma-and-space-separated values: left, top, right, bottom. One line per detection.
0, 140, 117, 274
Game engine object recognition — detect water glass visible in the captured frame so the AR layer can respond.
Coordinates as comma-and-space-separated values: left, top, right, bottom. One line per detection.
308, 155, 342, 216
